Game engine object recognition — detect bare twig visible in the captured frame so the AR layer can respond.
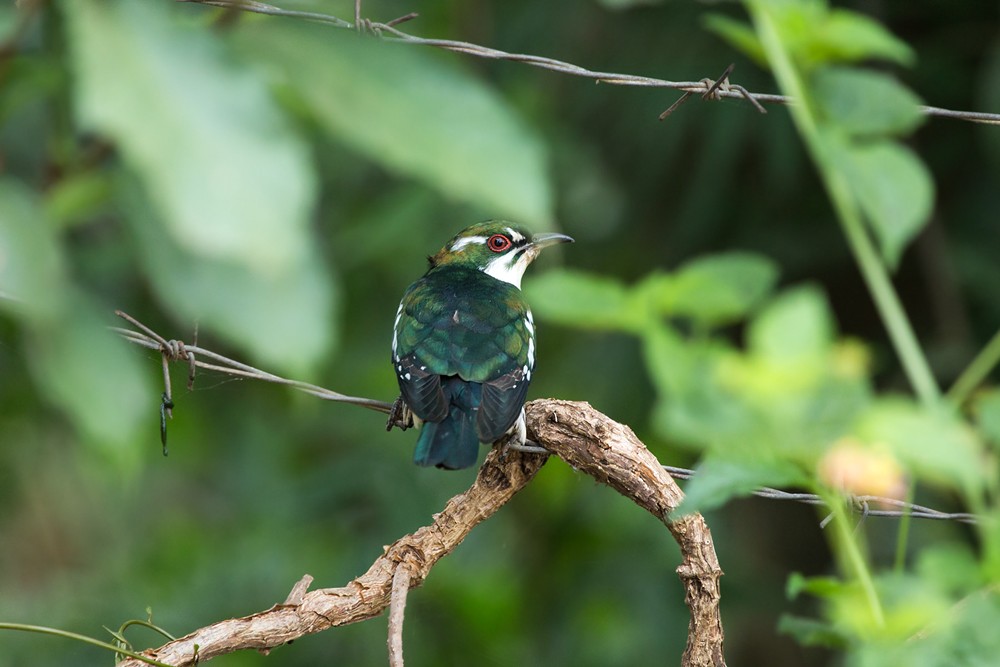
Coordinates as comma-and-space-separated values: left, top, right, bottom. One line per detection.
174, 0, 1000, 125
282, 575, 312, 606
387, 565, 411, 667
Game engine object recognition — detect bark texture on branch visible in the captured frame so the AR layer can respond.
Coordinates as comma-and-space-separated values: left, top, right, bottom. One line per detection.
119, 399, 726, 667
117, 448, 547, 667
524, 399, 726, 667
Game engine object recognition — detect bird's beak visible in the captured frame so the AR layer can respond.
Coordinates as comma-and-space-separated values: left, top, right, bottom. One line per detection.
530, 232, 575, 248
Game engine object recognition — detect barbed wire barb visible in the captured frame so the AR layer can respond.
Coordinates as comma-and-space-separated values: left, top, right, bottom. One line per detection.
175, 0, 1000, 125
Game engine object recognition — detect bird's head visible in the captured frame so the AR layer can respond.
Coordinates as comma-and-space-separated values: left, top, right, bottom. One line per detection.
428, 221, 574, 289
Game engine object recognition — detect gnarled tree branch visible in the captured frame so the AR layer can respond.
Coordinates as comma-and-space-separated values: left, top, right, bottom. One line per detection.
117, 398, 726, 667
525, 399, 725, 667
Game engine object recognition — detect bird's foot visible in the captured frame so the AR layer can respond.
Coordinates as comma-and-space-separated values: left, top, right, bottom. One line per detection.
386, 396, 414, 432
493, 410, 528, 461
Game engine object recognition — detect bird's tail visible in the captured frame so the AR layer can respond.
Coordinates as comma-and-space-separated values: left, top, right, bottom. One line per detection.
413, 379, 482, 470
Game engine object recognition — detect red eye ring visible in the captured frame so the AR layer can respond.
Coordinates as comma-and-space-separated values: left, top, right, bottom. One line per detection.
487, 234, 512, 252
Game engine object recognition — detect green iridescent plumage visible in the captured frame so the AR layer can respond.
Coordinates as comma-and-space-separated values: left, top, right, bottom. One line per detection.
395, 266, 531, 381
391, 221, 572, 470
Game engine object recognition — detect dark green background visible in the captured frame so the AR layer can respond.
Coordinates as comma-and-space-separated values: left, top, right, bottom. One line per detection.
1, 1, 997, 665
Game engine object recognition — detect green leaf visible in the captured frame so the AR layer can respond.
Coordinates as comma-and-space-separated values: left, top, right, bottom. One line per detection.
27, 297, 154, 464
657, 252, 779, 327
64, 0, 315, 271
777, 615, 847, 648
704, 14, 766, 65
812, 66, 924, 137
644, 327, 756, 448
674, 454, 806, 516
787, 572, 848, 600
524, 269, 646, 332
748, 285, 835, 364
819, 10, 915, 67
120, 179, 337, 375
835, 140, 934, 269
0, 179, 152, 460
0, 179, 65, 322
753, 4, 914, 70
233, 23, 552, 227
856, 399, 984, 497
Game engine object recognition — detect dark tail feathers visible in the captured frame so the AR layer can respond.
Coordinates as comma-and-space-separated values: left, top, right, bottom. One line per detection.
412, 379, 482, 470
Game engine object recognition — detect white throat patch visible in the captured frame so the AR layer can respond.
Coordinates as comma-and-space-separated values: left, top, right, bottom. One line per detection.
483, 250, 531, 289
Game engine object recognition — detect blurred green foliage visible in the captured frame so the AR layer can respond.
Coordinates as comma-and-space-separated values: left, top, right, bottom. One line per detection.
1, 0, 1000, 666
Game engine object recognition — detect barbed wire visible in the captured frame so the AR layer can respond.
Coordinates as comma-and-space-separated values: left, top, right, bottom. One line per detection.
113, 311, 979, 526
177, 0, 1000, 125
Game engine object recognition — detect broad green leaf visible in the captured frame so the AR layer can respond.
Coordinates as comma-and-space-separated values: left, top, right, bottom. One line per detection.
787, 572, 849, 600
64, 0, 315, 271
27, 296, 153, 465
836, 140, 934, 269
813, 67, 924, 137
657, 252, 779, 327
704, 14, 766, 65
121, 179, 336, 375
856, 399, 984, 496
748, 285, 834, 364
753, 4, 914, 69
233, 23, 552, 227
525, 269, 646, 332
644, 327, 754, 448
674, 454, 806, 516
1, 179, 152, 460
643, 324, 700, 397
0, 179, 65, 322
819, 10, 915, 67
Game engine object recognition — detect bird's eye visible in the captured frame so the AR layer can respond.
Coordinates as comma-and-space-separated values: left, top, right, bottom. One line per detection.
487, 234, 512, 252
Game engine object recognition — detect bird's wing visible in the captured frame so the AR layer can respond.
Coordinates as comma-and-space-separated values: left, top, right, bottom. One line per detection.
478, 365, 531, 443
393, 353, 448, 422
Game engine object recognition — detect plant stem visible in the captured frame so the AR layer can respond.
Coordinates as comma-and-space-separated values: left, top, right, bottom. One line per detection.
948, 327, 1000, 406
824, 495, 886, 626
0, 623, 174, 667
747, 2, 941, 410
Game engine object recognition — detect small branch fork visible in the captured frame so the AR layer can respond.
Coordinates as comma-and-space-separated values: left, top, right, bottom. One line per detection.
116, 446, 549, 667
174, 0, 1000, 125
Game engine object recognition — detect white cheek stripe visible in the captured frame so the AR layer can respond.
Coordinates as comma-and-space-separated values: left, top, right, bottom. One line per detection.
450, 235, 487, 252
